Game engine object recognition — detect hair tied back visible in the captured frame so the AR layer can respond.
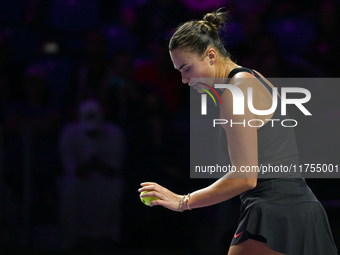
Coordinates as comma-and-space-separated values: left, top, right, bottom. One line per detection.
169, 8, 230, 59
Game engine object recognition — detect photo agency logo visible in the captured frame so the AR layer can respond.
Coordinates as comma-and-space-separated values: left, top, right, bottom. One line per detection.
198, 82, 223, 114
199, 83, 312, 128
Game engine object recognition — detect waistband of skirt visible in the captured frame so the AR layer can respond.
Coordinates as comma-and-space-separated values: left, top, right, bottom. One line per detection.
240, 178, 305, 201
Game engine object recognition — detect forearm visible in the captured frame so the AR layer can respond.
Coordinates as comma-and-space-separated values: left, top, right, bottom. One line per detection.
139, 171, 257, 212
184, 172, 256, 210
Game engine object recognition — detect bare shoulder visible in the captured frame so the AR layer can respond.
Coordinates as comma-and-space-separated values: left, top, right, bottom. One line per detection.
231, 70, 264, 89
220, 70, 261, 104
220, 68, 275, 121
229, 68, 274, 89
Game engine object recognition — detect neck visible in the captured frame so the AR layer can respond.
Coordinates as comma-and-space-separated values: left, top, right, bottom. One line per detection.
214, 58, 240, 85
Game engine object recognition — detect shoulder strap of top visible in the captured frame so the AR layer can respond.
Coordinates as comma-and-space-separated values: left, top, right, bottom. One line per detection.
226, 67, 273, 95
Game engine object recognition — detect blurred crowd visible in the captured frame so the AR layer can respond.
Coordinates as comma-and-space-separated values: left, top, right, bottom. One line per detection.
0, 0, 339, 253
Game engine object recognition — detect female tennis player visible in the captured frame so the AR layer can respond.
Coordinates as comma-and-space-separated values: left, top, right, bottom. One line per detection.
138, 9, 338, 255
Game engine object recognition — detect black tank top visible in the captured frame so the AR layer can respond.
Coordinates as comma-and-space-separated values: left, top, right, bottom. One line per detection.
219, 67, 302, 180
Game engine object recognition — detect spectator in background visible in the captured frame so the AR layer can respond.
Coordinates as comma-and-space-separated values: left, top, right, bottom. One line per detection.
58, 99, 125, 249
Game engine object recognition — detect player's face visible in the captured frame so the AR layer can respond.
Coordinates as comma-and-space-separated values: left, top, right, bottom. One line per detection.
170, 48, 215, 93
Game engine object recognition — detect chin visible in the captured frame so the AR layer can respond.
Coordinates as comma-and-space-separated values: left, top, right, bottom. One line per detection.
196, 88, 205, 93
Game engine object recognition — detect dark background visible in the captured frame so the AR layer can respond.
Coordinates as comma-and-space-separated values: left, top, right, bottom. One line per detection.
0, 0, 339, 254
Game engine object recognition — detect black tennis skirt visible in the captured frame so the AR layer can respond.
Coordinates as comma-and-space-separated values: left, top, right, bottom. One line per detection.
230, 178, 338, 255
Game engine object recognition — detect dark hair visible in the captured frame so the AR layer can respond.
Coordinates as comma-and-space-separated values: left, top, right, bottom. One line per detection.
169, 9, 229, 58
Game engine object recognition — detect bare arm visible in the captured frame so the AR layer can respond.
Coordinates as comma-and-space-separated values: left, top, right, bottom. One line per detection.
139, 74, 261, 211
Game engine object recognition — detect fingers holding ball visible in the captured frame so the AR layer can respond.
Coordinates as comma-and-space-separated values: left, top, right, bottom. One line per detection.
140, 191, 158, 206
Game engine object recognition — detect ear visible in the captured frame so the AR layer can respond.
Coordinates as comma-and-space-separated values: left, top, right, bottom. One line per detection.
206, 48, 217, 65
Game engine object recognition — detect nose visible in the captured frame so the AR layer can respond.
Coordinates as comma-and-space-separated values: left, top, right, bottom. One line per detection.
182, 75, 189, 84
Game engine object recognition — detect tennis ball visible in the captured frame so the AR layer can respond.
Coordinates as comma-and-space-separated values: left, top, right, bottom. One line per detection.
140, 191, 158, 206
